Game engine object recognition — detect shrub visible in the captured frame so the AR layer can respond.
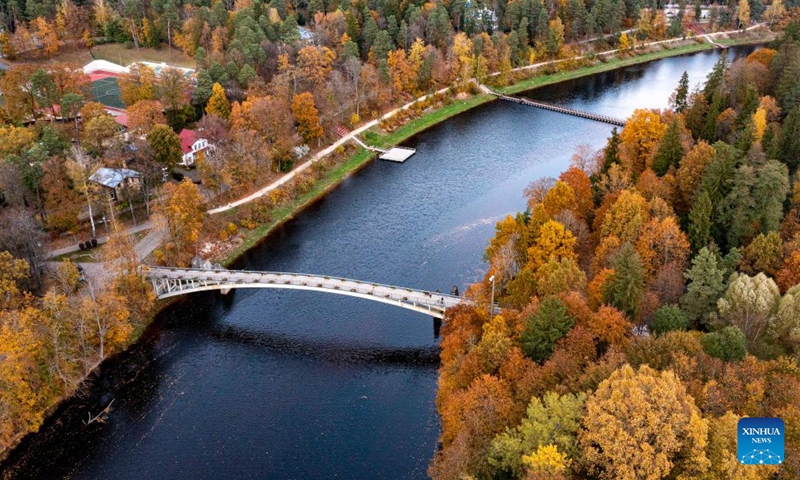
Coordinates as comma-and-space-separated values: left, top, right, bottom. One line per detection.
239, 217, 257, 230
267, 188, 290, 207
652, 305, 690, 337
226, 222, 238, 236
701, 326, 747, 361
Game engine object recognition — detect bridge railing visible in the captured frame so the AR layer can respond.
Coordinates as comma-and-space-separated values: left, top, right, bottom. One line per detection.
144, 266, 462, 301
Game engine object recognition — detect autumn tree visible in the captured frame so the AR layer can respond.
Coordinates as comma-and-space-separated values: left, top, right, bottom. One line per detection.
127, 100, 166, 136
618, 109, 667, 177
431, 375, 516, 479
147, 124, 183, 170
119, 63, 157, 106
31, 17, 58, 57
0, 66, 39, 122
158, 180, 205, 264
600, 189, 650, 244
488, 391, 586, 478
739, 232, 783, 277
635, 216, 690, 278
291, 92, 324, 146
83, 114, 120, 154
776, 252, 800, 293
205, 82, 231, 119
717, 272, 781, 346
297, 45, 336, 88
580, 364, 710, 479
738, 0, 750, 27
0, 251, 28, 310
157, 67, 191, 114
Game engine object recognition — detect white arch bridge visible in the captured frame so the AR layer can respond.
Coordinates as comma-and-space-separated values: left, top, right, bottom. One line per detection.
144, 266, 466, 319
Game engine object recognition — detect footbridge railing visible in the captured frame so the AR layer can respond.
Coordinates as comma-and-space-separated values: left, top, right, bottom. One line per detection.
144, 266, 467, 319
489, 90, 627, 127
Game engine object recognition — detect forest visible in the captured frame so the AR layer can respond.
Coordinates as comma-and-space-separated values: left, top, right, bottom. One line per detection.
432, 27, 800, 480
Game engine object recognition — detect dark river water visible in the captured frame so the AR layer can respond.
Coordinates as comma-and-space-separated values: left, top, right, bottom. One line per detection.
1, 45, 757, 479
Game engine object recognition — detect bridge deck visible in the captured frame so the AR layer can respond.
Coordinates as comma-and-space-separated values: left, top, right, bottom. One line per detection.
145, 267, 465, 319
493, 92, 626, 127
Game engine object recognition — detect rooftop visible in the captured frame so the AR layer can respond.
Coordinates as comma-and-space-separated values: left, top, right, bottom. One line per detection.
89, 167, 140, 189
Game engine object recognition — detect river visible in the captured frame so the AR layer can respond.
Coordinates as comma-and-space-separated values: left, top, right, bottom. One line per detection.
1, 45, 757, 479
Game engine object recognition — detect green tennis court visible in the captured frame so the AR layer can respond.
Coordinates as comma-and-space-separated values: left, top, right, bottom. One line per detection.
91, 77, 125, 109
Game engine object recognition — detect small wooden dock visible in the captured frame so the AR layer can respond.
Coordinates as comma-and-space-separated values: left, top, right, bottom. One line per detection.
350, 135, 416, 163
493, 92, 627, 127
379, 147, 417, 163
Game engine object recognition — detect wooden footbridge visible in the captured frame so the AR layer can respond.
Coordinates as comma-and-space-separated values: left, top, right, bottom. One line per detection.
144, 266, 465, 319
489, 90, 627, 127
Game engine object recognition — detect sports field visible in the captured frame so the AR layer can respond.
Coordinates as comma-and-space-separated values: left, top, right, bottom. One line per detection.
91, 76, 125, 109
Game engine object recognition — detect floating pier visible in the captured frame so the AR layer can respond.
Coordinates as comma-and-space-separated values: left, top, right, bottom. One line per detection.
350, 135, 416, 163
379, 147, 417, 163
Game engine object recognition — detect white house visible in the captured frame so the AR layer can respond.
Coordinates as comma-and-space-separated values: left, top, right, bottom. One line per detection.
178, 129, 213, 167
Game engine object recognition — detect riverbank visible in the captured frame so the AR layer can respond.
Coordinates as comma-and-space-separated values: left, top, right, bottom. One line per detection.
218, 31, 772, 268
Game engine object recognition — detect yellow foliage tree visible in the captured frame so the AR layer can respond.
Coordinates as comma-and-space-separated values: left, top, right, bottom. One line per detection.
205, 83, 231, 119
635, 216, 690, 278
617, 32, 631, 54
387, 49, 415, 95
119, 63, 157, 106
522, 444, 569, 477
541, 180, 578, 218
752, 107, 767, 142
580, 364, 710, 480
291, 92, 324, 145
527, 220, 578, 272
600, 189, 651, 244
32, 18, 59, 57
160, 180, 206, 263
619, 109, 667, 177
127, 99, 166, 136
0, 251, 29, 310
297, 45, 336, 87
738, 0, 750, 27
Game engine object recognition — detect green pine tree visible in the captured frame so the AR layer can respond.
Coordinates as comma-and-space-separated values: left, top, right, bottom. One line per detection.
674, 71, 689, 113
603, 244, 646, 321
688, 191, 713, 252
652, 117, 684, 176
681, 247, 727, 328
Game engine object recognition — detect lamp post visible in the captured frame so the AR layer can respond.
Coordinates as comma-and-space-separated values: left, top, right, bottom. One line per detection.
489, 275, 495, 321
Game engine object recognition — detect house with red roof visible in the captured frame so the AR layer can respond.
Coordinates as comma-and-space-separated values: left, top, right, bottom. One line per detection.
178, 129, 213, 167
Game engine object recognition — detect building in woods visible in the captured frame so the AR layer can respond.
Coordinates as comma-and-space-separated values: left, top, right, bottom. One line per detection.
89, 167, 141, 201
178, 129, 214, 167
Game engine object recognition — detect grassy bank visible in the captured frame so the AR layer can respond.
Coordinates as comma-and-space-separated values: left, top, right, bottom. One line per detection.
500, 34, 773, 95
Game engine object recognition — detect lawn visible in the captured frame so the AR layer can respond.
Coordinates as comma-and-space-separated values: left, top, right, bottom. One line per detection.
6, 42, 195, 69
91, 43, 196, 69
